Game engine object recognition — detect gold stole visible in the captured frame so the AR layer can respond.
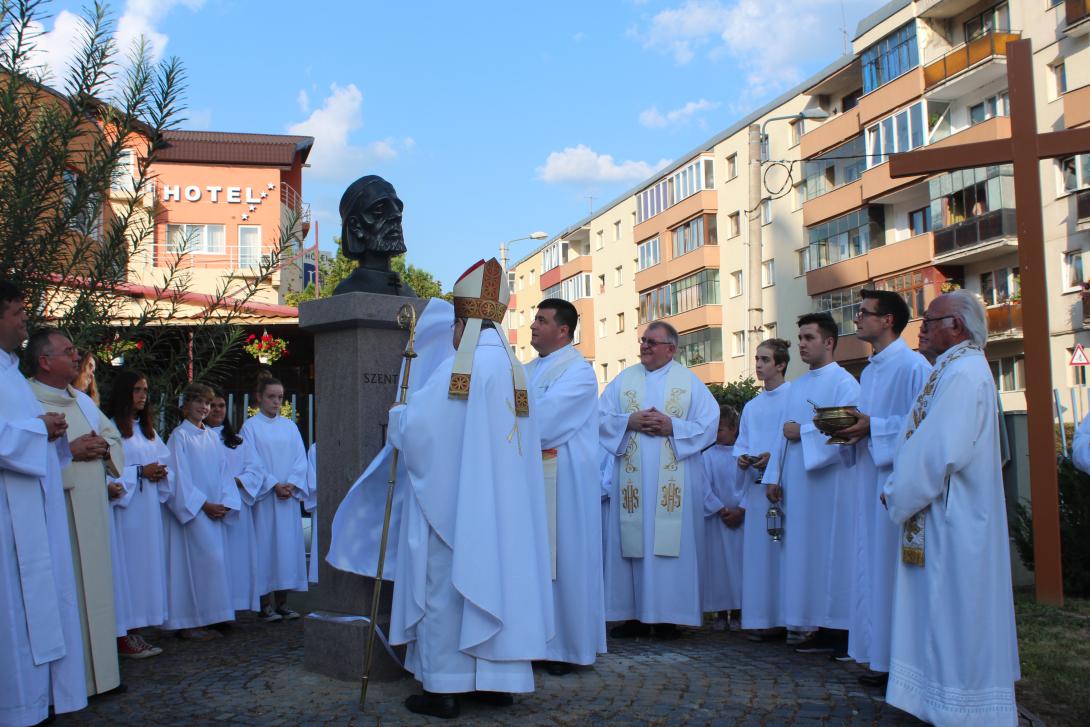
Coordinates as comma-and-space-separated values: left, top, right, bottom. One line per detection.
618, 363, 691, 558
900, 342, 979, 566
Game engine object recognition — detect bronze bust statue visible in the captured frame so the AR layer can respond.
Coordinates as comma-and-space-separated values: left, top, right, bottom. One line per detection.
333, 175, 416, 296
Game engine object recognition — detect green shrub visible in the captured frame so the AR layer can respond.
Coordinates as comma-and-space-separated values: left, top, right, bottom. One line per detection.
707, 378, 761, 413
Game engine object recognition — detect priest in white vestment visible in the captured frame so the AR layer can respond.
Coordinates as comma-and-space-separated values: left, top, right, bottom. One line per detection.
700, 405, 744, 622
600, 320, 719, 638
734, 338, 792, 636
0, 283, 86, 726
882, 291, 1019, 727
763, 313, 859, 653
388, 259, 553, 719
27, 329, 123, 697
1073, 412, 1090, 475
525, 297, 605, 674
835, 291, 930, 687
104, 370, 171, 659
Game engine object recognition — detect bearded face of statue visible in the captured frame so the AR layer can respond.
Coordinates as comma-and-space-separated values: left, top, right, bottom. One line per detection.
344, 190, 406, 258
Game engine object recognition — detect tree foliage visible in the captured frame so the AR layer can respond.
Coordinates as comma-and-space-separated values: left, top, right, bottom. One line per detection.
286, 239, 451, 304
707, 377, 762, 413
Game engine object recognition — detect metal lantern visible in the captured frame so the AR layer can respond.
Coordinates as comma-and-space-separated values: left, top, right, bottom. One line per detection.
766, 504, 784, 542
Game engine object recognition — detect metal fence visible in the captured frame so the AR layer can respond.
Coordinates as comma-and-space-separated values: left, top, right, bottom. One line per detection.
1052, 385, 1088, 458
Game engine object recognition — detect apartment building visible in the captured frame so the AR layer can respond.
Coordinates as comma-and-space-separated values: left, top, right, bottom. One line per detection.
508, 0, 1088, 404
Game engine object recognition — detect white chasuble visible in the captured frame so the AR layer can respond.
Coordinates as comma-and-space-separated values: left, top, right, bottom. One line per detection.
762, 362, 859, 631
240, 413, 309, 595
305, 443, 318, 584
210, 426, 263, 612
110, 426, 173, 632
30, 379, 123, 698
524, 344, 606, 666
845, 339, 929, 673
733, 382, 791, 630
0, 353, 86, 725
700, 444, 744, 612
882, 342, 1019, 727
600, 361, 718, 627
387, 327, 554, 694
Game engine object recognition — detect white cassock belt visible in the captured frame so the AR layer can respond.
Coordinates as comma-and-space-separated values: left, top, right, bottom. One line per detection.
618, 364, 691, 558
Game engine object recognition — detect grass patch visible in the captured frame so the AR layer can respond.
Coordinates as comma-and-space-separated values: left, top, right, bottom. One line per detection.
1015, 590, 1090, 727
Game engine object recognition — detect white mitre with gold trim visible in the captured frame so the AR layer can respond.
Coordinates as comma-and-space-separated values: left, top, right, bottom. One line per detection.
449, 258, 529, 416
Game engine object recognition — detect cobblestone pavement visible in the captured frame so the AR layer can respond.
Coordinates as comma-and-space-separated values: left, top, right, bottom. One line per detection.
55, 613, 933, 727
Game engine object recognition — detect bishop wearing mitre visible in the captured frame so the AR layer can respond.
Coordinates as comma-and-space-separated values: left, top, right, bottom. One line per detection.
387, 259, 554, 720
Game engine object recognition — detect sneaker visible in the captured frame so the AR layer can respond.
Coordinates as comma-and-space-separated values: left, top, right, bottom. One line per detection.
786, 629, 814, 645
130, 634, 163, 656
259, 605, 283, 622
118, 635, 159, 659
275, 607, 300, 620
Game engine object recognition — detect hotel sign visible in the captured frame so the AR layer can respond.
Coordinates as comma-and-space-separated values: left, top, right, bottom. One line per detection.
161, 183, 274, 204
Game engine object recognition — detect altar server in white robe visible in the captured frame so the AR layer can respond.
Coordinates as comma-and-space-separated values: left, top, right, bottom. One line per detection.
28, 329, 124, 697
104, 370, 171, 659
701, 404, 744, 623
206, 391, 262, 613
835, 291, 929, 687
601, 320, 719, 638
164, 384, 239, 639
240, 377, 310, 621
387, 259, 553, 719
305, 443, 318, 584
1073, 412, 1090, 474
735, 339, 791, 638
0, 282, 86, 726
882, 291, 1019, 727
763, 313, 859, 653
525, 297, 605, 674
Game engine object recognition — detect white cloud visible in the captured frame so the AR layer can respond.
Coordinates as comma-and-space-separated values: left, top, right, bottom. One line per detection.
114, 0, 205, 61
297, 89, 310, 114
537, 145, 668, 184
639, 98, 719, 128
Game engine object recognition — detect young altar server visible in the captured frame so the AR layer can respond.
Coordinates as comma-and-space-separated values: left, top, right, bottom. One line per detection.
762, 313, 859, 653
882, 291, 1020, 727
205, 391, 261, 614
701, 404, 744, 628
104, 370, 171, 658
735, 338, 792, 639
240, 376, 309, 621
600, 320, 719, 639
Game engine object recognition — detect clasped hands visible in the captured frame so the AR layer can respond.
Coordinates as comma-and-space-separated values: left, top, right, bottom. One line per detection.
627, 407, 673, 437
273, 483, 296, 500
142, 462, 168, 482
70, 430, 110, 461
38, 412, 67, 441
201, 502, 228, 519
717, 506, 745, 529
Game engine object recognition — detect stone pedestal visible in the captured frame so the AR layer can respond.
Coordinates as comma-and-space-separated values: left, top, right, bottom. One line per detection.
299, 292, 424, 683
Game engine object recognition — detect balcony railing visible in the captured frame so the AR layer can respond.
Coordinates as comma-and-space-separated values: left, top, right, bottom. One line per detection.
1067, 0, 1090, 26
934, 208, 1017, 256
923, 31, 1020, 91
1077, 189, 1090, 220
986, 300, 1023, 337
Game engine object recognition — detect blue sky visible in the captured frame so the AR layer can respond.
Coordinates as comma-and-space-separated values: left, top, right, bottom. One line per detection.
34, 0, 879, 288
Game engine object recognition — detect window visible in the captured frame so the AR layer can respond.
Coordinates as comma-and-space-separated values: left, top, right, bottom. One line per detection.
908, 206, 931, 236
614, 220, 622, 241
111, 149, 136, 193
614, 265, 623, 287
979, 267, 1019, 305
790, 119, 804, 146
964, 3, 1009, 42
63, 170, 103, 239
728, 211, 740, 238
619, 358, 627, 371
726, 154, 738, 180
636, 179, 670, 224
676, 328, 723, 367
598, 274, 606, 293
573, 325, 581, 345
598, 318, 607, 339
543, 272, 593, 301
877, 270, 938, 318
238, 225, 261, 267
803, 207, 885, 272
802, 135, 865, 200
672, 215, 706, 258
1070, 350, 1087, 387
731, 331, 746, 357
814, 284, 865, 334
637, 237, 660, 270
595, 230, 604, 250
1063, 250, 1085, 291
542, 241, 569, 272
1061, 154, 1090, 193
1053, 62, 1067, 97
761, 199, 772, 225
636, 157, 714, 223
638, 269, 720, 324
761, 260, 775, 288
616, 312, 625, 333
764, 322, 777, 338
600, 363, 609, 383
928, 164, 1014, 232
529, 268, 536, 285
969, 92, 1009, 126
167, 223, 225, 254
865, 101, 945, 168
988, 355, 1024, 392
729, 270, 743, 297
861, 21, 919, 93
518, 311, 525, 328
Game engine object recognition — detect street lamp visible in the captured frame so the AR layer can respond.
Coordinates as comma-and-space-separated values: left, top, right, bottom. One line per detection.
746, 108, 830, 373
499, 231, 548, 272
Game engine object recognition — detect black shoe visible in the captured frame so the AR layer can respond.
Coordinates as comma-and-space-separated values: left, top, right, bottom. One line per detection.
745, 628, 785, 642
543, 661, 574, 676
466, 691, 515, 706
609, 620, 651, 638
90, 682, 128, 701
405, 692, 460, 719
652, 623, 682, 640
794, 631, 835, 654
208, 621, 233, 633
858, 672, 890, 688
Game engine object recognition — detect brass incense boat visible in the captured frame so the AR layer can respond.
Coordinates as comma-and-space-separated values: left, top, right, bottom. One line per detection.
810, 403, 859, 445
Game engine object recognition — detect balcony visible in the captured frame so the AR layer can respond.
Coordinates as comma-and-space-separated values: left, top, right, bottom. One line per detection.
922, 31, 1020, 99
280, 182, 312, 241
1078, 189, 1090, 221
933, 208, 1018, 263
800, 108, 861, 159
1067, 0, 1090, 32
1065, 85, 1090, 128
986, 301, 1023, 339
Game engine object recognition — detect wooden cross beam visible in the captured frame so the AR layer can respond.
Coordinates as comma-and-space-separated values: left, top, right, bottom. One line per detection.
890, 40, 1090, 607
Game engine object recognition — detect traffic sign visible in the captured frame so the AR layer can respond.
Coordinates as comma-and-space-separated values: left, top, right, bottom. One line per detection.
1070, 344, 1089, 366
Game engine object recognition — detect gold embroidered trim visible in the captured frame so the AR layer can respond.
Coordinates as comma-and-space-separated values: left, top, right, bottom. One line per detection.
454, 297, 506, 323
514, 388, 529, 417
448, 372, 471, 399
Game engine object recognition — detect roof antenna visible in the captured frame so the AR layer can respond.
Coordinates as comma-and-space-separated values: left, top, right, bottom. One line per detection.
840, 0, 849, 55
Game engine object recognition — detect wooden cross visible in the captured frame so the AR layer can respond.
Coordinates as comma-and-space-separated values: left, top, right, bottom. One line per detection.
890, 40, 1090, 606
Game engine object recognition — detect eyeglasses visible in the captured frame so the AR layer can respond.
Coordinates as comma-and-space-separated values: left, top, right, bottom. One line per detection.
44, 346, 80, 358
919, 315, 956, 330
639, 337, 671, 347
854, 309, 888, 319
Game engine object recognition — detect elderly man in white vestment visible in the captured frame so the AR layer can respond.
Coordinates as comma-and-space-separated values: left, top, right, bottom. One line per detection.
27, 328, 124, 698
836, 290, 930, 687
763, 312, 859, 654
526, 297, 605, 675
0, 282, 87, 727
882, 290, 1019, 727
600, 320, 719, 639
387, 259, 554, 720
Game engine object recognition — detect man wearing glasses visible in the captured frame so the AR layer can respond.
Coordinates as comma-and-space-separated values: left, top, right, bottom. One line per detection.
599, 321, 719, 640
881, 290, 1019, 726
836, 290, 930, 686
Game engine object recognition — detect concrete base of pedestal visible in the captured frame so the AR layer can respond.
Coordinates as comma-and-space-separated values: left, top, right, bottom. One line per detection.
303, 611, 408, 683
